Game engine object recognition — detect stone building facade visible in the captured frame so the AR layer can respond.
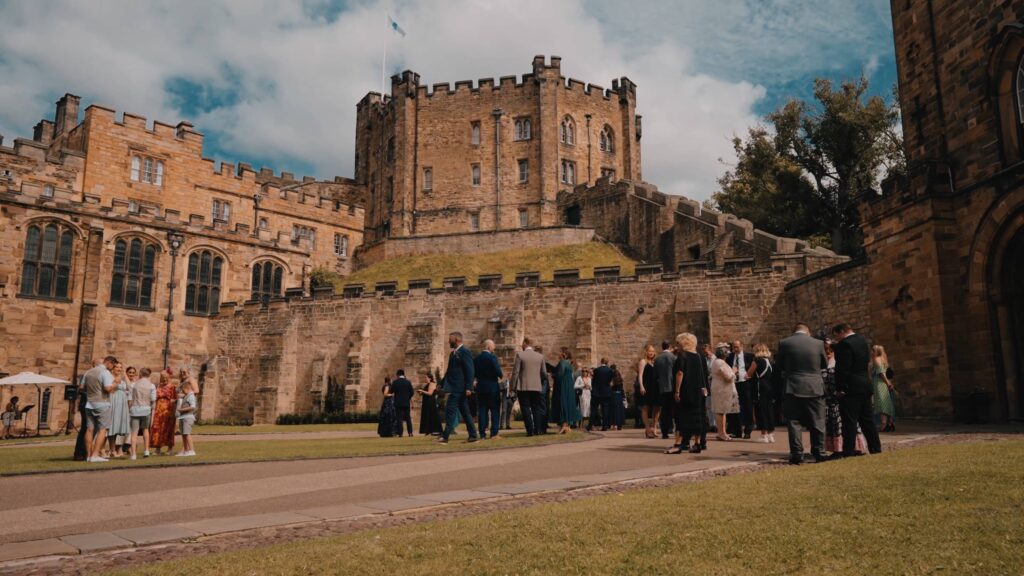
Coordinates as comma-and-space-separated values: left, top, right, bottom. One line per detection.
0, 96, 364, 431
856, 0, 1024, 421
355, 56, 641, 260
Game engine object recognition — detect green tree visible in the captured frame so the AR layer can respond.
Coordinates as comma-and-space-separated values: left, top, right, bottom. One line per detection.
713, 77, 903, 255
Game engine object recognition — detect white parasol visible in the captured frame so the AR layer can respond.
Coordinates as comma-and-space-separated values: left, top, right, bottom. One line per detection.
0, 372, 69, 436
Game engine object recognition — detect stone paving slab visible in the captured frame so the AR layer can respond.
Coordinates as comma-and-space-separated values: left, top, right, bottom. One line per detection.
408, 489, 505, 504
0, 538, 78, 562
481, 478, 584, 495
180, 512, 317, 536
294, 504, 381, 521
58, 532, 132, 553
360, 497, 442, 513
111, 524, 201, 546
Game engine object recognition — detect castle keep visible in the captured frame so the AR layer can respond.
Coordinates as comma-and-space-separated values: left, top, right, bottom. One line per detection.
4, 8, 1023, 428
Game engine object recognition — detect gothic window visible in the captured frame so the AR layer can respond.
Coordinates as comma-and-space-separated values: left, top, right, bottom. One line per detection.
110, 237, 158, 309
20, 222, 74, 300
251, 260, 283, 302
258, 217, 269, 230
518, 159, 528, 183
471, 164, 481, 186
599, 125, 615, 153
560, 116, 575, 145
560, 159, 576, 185
334, 233, 349, 257
422, 167, 433, 191
386, 138, 395, 162
386, 176, 393, 204
130, 155, 164, 185
515, 118, 532, 141
471, 121, 481, 146
185, 250, 223, 316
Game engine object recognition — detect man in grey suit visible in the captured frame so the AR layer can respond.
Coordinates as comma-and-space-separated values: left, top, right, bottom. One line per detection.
511, 337, 546, 436
775, 323, 827, 464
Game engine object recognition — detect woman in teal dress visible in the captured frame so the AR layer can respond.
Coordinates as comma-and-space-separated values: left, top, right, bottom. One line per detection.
871, 345, 896, 431
555, 348, 580, 434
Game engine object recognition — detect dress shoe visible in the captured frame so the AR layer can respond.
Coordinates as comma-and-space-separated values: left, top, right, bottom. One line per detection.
788, 455, 803, 465
467, 437, 478, 443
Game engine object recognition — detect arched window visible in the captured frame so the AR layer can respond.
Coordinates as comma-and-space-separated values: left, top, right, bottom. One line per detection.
515, 118, 532, 141
600, 125, 615, 153
20, 222, 74, 300
251, 260, 284, 302
560, 116, 575, 145
185, 250, 223, 315
110, 237, 158, 309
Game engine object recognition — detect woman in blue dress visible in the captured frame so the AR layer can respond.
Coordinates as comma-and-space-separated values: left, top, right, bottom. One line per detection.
555, 348, 580, 434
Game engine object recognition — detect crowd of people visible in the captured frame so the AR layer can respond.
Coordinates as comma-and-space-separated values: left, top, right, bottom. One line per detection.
73, 356, 200, 462
377, 325, 899, 464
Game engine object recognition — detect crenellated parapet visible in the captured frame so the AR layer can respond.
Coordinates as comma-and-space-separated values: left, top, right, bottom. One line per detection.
559, 178, 845, 275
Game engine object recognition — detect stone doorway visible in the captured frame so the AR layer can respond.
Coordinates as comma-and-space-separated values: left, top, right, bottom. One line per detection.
565, 204, 581, 226
996, 228, 1024, 420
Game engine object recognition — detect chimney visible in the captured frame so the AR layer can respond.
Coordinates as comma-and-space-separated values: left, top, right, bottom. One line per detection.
54, 94, 81, 137
33, 120, 54, 144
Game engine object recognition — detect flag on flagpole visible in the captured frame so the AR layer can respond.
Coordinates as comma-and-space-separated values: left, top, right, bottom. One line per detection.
387, 14, 406, 37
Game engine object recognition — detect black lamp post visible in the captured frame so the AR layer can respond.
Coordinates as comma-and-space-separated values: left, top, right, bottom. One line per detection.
163, 231, 185, 369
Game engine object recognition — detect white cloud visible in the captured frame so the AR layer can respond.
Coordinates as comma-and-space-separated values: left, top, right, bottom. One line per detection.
0, 0, 773, 200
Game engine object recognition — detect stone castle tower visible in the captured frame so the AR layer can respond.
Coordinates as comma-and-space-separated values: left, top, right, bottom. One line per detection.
354, 56, 641, 245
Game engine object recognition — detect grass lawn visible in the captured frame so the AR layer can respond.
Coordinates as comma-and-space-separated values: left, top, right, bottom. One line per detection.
193, 423, 378, 435
0, 430, 582, 476
123, 439, 1024, 576
339, 242, 637, 290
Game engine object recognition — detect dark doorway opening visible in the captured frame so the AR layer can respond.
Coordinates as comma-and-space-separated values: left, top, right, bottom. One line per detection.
565, 204, 581, 226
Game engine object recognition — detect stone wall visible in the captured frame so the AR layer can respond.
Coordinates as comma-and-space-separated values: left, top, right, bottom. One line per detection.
355, 226, 595, 268
783, 259, 871, 341
560, 178, 844, 273
207, 260, 822, 422
858, 1, 1024, 421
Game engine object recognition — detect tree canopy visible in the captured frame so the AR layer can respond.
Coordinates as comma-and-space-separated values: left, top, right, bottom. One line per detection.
713, 77, 904, 255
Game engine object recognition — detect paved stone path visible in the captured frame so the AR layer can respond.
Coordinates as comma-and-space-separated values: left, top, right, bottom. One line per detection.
0, 429, 378, 449
0, 427, 932, 566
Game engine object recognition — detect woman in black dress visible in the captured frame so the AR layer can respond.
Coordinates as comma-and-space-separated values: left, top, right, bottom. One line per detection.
637, 344, 659, 438
377, 377, 397, 438
417, 374, 442, 436
746, 343, 776, 444
666, 332, 707, 454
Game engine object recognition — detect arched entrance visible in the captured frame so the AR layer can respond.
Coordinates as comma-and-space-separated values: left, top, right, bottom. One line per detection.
565, 204, 581, 226
995, 228, 1024, 420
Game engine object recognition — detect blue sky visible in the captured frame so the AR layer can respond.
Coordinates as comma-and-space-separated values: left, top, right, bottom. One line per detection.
0, 0, 896, 200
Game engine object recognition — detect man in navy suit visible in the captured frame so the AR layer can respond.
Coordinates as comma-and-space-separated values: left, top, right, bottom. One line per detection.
590, 358, 614, 431
390, 369, 414, 437
440, 331, 478, 444
474, 339, 504, 439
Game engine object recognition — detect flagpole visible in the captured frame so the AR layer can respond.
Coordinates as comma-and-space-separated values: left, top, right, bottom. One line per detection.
382, 11, 388, 98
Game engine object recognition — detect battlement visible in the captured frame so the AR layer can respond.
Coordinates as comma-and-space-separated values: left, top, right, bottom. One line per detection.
217, 256, 805, 317
376, 56, 629, 106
